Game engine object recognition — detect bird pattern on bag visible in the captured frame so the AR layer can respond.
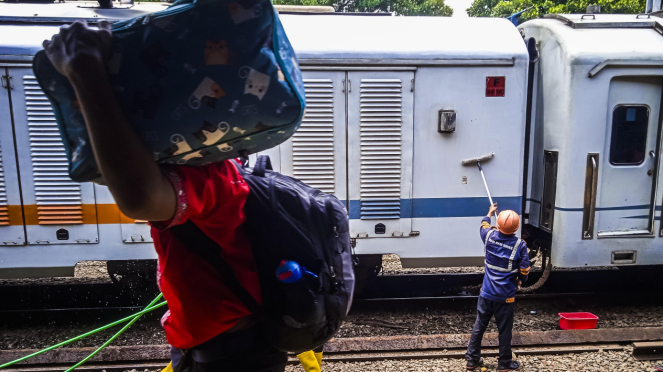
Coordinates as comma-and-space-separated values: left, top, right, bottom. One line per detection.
35, 0, 305, 181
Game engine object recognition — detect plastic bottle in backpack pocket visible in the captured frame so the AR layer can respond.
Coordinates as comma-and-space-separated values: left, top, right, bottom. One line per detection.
276, 260, 323, 327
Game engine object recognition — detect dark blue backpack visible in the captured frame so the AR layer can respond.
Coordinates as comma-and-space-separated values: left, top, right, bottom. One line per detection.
171, 155, 354, 352
32, 0, 305, 183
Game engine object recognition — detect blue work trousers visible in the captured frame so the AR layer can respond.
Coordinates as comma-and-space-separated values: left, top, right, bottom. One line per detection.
465, 296, 515, 364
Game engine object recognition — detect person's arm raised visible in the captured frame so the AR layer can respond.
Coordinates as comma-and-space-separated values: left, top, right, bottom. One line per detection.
43, 20, 176, 221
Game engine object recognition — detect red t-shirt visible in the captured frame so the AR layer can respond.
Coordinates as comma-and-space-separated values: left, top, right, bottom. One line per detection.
149, 161, 261, 349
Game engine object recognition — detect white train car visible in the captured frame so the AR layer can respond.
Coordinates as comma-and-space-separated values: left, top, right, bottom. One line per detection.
0, 4, 530, 278
521, 14, 663, 268
0, 3, 187, 279
274, 15, 529, 269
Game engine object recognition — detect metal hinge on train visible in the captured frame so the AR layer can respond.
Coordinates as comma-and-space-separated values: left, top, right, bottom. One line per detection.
1, 75, 13, 90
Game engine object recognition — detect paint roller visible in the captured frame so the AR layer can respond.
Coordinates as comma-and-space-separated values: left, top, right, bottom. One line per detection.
461, 152, 497, 219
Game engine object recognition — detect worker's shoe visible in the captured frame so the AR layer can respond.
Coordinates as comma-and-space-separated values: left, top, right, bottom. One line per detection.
296, 350, 321, 372
466, 358, 484, 370
497, 360, 520, 371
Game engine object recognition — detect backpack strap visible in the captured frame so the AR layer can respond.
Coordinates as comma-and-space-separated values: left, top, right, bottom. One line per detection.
231, 158, 246, 176
252, 155, 273, 177
170, 220, 262, 316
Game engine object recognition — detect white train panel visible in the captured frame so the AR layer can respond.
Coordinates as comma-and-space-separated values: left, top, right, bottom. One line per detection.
12, 69, 99, 244
348, 71, 414, 238
0, 70, 26, 246
279, 71, 347, 199
597, 77, 660, 236
405, 65, 527, 266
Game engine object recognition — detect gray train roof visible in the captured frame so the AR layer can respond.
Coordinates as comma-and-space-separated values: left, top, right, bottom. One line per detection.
521, 14, 663, 66
0, 2, 527, 64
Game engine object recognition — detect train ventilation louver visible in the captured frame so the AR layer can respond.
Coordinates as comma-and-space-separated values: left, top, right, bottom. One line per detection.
359, 79, 403, 220
0, 146, 9, 226
24, 76, 83, 225
292, 79, 335, 194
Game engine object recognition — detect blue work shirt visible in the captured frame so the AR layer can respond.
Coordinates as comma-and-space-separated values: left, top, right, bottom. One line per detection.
479, 217, 530, 303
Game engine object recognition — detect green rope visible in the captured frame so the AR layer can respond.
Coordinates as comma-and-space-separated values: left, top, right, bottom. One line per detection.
0, 298, 168, 370
64, 293, 164, 372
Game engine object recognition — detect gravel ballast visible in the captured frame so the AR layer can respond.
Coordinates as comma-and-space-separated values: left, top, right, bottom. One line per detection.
14, 349, 662, 372
0, 261, 112, 285
285, 349, 663, 372
32, 350, 663, 372
3, 295, 663, 350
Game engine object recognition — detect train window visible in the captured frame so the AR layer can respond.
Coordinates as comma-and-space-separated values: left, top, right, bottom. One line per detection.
610, 106, 649, 165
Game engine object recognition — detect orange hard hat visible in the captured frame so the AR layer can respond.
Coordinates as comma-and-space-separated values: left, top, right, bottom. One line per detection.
497, 210, 520, 235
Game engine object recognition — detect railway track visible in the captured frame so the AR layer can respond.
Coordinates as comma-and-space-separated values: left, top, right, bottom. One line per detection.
3, 326, 663, 371
0, 344, 633, 372
0, 268, 658, 318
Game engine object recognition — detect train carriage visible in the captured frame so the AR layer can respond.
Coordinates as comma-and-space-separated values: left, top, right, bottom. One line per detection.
273, 15, 529, 269
0, 4, 529, 278
521, 14, 663, 268
1, 2, 662, 282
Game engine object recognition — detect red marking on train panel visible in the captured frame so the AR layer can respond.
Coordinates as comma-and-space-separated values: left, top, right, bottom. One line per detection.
486, 77, 505, 97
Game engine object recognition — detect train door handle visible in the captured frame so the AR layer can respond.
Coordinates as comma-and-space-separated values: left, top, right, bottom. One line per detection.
130, 234, 145, 242
649, 151, 656, 175
1, 75, 13, 89
582, 154, 599, 239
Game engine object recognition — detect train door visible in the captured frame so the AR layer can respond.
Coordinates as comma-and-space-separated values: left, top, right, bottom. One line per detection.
347, 71, 414, 238
280, 71, 348, 199
9, 68, 99, 244
597, 76, 662, 237
0, 68, 26, 245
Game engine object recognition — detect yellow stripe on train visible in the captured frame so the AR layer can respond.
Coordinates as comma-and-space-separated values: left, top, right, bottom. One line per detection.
2, 204, 140, 226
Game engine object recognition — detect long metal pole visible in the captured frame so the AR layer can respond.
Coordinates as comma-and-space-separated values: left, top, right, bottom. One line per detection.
477, 162, 498, 219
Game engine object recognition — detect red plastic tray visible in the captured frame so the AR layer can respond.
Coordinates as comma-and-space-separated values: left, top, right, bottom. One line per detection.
558, 312, 598, 330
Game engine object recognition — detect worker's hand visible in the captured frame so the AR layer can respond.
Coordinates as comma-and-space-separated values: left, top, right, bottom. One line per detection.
42, 20, 112, 81
516, 279, 522, 288
487, 203, 498, 217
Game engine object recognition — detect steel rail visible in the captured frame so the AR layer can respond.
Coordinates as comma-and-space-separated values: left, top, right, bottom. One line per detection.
354, 291, 596, 303
0, 268, 658, 315
0, 343, 630, 371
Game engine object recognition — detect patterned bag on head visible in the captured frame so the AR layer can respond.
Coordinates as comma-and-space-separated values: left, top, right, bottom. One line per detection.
32, 0, 305, 183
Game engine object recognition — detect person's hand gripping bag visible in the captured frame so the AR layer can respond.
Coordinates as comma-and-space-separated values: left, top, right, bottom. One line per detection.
32, 0, 305, 183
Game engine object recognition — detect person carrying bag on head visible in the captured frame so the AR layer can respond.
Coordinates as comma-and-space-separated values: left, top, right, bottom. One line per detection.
40, 4, 355, 371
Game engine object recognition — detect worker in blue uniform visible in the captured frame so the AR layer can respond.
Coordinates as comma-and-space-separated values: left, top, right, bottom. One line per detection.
466, 203, 530, 371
